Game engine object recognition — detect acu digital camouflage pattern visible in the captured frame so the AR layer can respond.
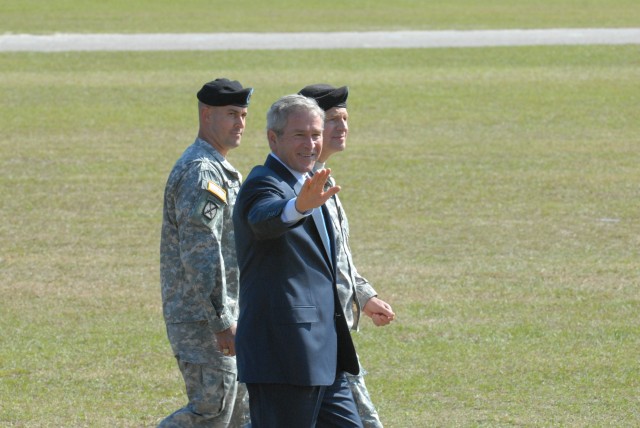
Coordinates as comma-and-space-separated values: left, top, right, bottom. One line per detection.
348, 364, 383, 428
157, 355, 250, 428
161, 138, 241, 333
159, 137, 249, 426
320, 173, 377, 331
319, 169, 384, 428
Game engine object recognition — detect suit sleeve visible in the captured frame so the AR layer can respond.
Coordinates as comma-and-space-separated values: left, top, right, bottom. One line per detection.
242, 176, 305, 240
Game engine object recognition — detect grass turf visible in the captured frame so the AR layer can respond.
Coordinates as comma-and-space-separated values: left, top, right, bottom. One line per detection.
1, 43, 639, 427
2, 0, 640, 33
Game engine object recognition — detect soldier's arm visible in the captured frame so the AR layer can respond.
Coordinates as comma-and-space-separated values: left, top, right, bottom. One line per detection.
175, 166, 232, 332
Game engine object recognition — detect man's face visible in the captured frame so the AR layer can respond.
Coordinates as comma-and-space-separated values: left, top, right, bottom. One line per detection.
269, 110, 324, 173
203, 105, 248, 156
320, 107, 349, 162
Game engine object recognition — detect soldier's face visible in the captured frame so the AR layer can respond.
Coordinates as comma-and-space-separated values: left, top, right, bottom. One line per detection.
269, 110, 323, 173
319, 107, 348, 162
205, 105, 248, 155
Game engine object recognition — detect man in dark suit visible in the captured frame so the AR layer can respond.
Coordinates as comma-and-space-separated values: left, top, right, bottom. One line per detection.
233, 94, 363, 427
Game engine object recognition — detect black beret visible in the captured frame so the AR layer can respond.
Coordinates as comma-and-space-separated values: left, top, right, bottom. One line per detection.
298, 84, 348, 111
197, 78, 253, 107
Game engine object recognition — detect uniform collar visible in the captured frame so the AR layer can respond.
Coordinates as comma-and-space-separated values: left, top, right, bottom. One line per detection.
195, 138, 240, 176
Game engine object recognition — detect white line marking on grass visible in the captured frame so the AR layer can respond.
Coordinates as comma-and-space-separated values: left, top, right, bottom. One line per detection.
1, 29, 640, 52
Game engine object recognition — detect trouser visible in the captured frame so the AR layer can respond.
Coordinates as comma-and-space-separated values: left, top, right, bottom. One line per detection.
347, 367, 383, 428
158, 358, 251, 428
247, 372, 363, 428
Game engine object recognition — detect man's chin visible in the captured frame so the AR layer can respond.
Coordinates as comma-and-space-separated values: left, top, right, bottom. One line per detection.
300, 160, 316, 172
332, 141, 346, 152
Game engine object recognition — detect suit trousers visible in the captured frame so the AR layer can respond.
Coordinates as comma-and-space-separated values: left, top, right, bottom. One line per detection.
247, 372, 363, 428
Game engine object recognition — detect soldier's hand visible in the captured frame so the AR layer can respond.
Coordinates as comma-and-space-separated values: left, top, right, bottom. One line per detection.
215, 324, 237, 356
363, 297, 395, 327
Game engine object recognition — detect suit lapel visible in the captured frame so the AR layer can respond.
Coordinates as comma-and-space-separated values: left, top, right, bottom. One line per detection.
265, 155, 298, 190
266, 155, 335, 269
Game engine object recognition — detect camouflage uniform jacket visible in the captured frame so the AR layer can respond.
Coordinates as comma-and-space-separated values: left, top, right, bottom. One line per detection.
160, 138, 241, 333
315, 163, 377, 330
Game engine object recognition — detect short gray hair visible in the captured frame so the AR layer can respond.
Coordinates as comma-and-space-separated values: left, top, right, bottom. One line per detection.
266, 94, 325, 136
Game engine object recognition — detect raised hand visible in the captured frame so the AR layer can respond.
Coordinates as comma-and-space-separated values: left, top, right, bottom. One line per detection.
295, 168, 340, 213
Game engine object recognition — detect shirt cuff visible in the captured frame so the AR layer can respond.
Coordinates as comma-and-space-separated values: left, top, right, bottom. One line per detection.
209, 311, 233, 333
281, 197, 311, 223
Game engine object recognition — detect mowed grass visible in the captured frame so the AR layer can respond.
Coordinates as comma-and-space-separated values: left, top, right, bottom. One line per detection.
1, 46, 639, 427
2, 0, 640, 33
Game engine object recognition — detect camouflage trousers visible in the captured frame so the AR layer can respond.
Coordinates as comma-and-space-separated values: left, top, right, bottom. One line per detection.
347, 366, 383, 428
158, 358, 251, 428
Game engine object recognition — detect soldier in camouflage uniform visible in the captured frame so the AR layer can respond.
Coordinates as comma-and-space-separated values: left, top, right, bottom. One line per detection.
159, 78, 253, 428
300, 84, 397, 428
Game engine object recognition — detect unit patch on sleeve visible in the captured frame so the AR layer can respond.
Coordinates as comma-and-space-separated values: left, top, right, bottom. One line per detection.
203, 201, 218, 220
207, 181, 227, 204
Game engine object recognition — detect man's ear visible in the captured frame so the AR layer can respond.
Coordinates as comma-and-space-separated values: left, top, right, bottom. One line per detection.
267, 130, 277, 150
199, 106, 209, 124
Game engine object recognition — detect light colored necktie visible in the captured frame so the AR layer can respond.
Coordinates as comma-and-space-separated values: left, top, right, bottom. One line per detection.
294, 174, 308, 195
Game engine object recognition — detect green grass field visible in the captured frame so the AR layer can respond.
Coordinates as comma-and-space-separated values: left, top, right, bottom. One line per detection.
2, 0, 640, 33
2, 2, 640, 427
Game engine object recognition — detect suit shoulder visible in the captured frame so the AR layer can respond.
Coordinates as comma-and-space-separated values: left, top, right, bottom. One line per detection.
244, 166, 287, 188
245, 164, 271, 180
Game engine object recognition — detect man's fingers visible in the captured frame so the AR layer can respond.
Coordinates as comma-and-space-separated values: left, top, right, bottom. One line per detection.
324, 185, 341, 198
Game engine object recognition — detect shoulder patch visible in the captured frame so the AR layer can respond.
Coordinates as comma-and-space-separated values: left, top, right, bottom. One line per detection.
203, 201, 218, 220
207, 181, 227, 204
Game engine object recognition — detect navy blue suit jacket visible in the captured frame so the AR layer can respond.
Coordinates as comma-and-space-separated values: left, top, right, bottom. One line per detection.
233, 155, 358, 386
